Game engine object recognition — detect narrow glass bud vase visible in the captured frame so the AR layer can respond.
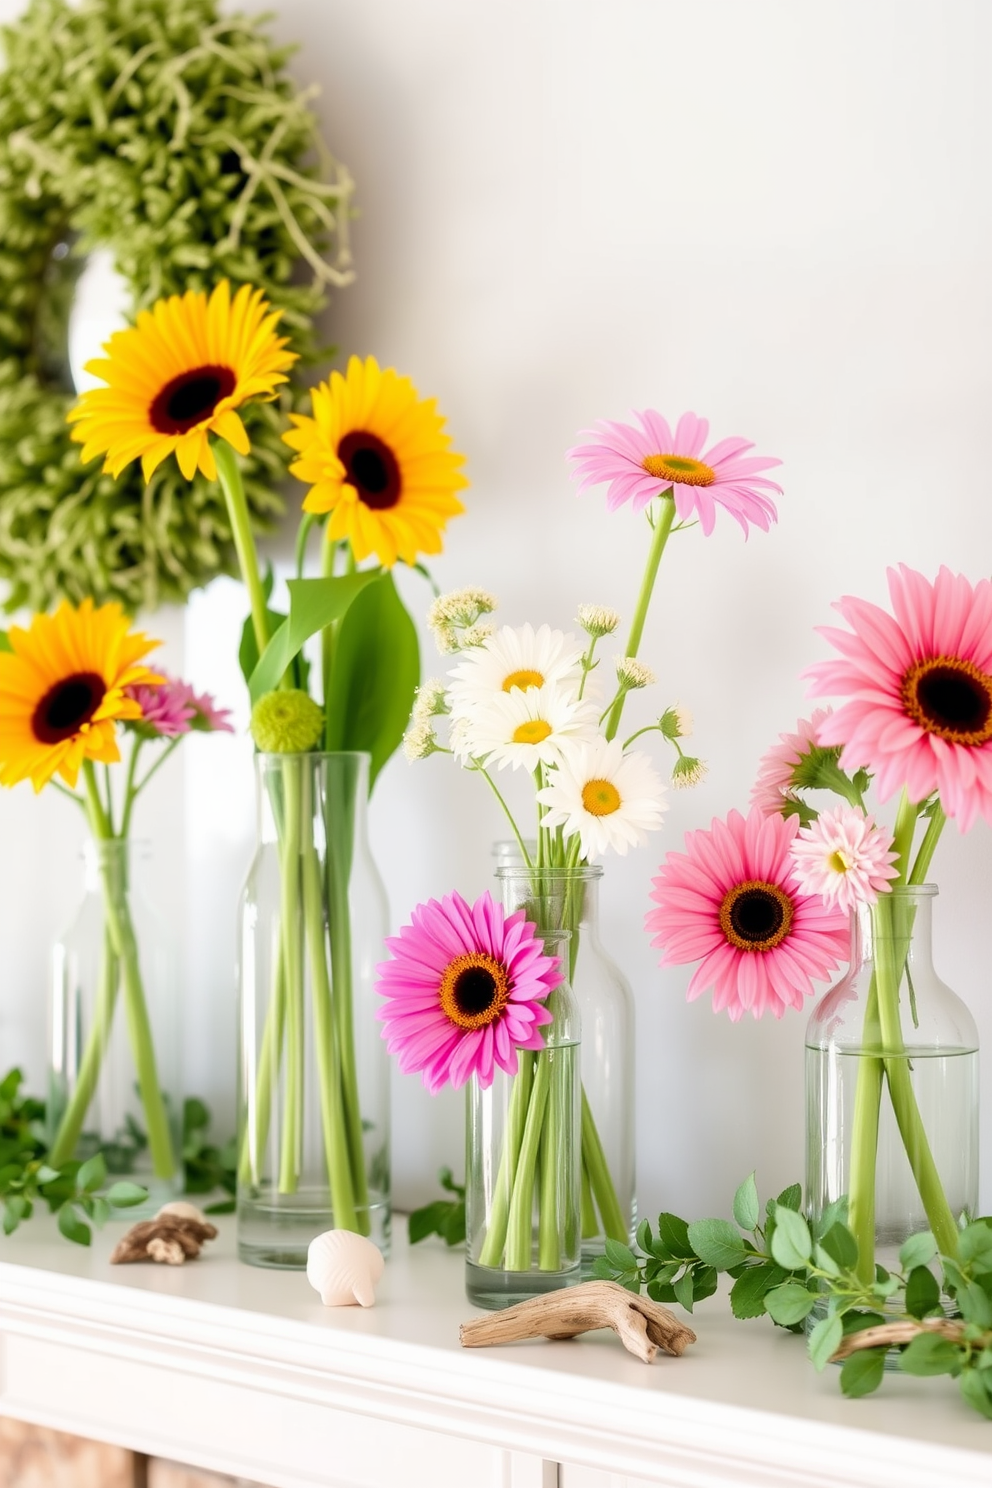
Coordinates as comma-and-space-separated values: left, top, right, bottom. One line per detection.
48, 839, 180, 1213
465, 871, 581, 1309
237, 751, 391, 1268
806, 884, 978, 1281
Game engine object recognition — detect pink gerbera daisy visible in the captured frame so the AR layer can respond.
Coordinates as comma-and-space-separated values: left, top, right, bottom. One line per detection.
750, 707, 833, 816
645, 807, 848, 1021
126, 677, 196, 737
187, 685, 234, 734
567, 410, 782, 536
790, 805, 898, 913
806, 565, 992, 830
376, 890, 561, 1092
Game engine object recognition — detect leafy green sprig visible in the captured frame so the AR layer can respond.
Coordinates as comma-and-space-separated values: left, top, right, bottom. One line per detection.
408, 1167, 466, 1247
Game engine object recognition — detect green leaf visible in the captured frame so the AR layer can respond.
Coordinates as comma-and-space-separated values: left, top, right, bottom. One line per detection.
408, 1202, 450, 1244
729, 1263, 788, 1320
238, 605, 286, 688
439, 1202, 466, 1247
672, 1268, 695, 1312
732, 1172, 760, 1233
604, 1238, 637, 1270
88, 1196, 111, 1228
636, 1218, 653, 1254
686, 1218, 747, 1271
322, 574, 420, 788
656, 1212, 694, 1259
960, 1369, 992, 1419
811, 1196, 848, 1242
57, 1205, 91, 1246
958, 1224, 992, 1264
819, 1221, 859, 1272
899, 1332, 962, 1377
956, 1280, 992, 1328
439, 1167, 464, 1198
249, 572, 377, 704
183, 1097, 211, 1138
105, 1181, 148, 1208
769, 1207, 813, 1271
840, 1347, 887, 1398
764, 1282, 817, 1327
35, 1165, 61, 1185
204, 1198, 236, 1216
808, 1313, 844, 1371
841, 1309, 887, 1335
776, 1183, 802, 1212
905, 1264, 942, 1319
76, 1153, 107, 1194
692, 1265, 719, 1305
899, 1230, 938, 1272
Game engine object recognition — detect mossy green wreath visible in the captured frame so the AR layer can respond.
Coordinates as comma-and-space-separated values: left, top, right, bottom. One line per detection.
0, 0, 353, 613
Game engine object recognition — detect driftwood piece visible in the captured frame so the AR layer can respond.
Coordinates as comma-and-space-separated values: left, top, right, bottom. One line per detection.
460, 1280, 697, 1364
830, 1316, 966, 1361
110, 1211, 218, 1265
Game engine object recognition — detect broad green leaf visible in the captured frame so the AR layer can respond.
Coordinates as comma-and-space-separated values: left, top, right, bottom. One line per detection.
841, 1309, 886, 1335
88, 1197, 110, 1228
322, 574, 420, 788
249, 573, 377, 704
692, 1265, 719, 1305
656, 1212, 694, 1259
604, 1238, 638, 1270
958, 1223, 992, 1264
644, 1259, 680, 1287
812, 1244, 841, 1279
776, 1183, 802, 1212
811, 1195, 848, 1241
898, 1332, 962, 1377
839, 1347, 887, 1398
672, 1268, 695, 1312
732, 1172, 760, 1233
729, 1263, 787, 1320
57, 1205, 91, 1246
905, 1264, 942, 1319
105, 1181, 148, 1208
808, 1313, 844, 1371
35, 1165, 61, 1185
764, 1282, 817, 1327
408, 1201, 449, 1245
957, 1280, 992, 1328
590, 1255, 616, 1281
819, 1221, 859, 1272
77, 1153, 107, 1194
769, 1207, 813, 1271
238, 606, 287, 688
636, 1218, 653, 1254
899, 1230, 937, 1272
961, 1369, 992, 1419
687, 1218, 747, 1271
204, 1198, 236, 1216
439, 1203, 466, 1247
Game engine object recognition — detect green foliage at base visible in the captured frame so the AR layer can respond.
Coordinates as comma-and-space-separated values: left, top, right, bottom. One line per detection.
0, 0, 352, 611
408, 1167, 466, 1247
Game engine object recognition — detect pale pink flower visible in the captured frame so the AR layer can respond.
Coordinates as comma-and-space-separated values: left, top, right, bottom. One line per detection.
126, 677, 195, 737
187, 685, 234, 734
806, 566, 992, 830
567, 410, 782, 536
645, 807, 848, 1022
751, 708, 833, 816
790, 806, 899, 912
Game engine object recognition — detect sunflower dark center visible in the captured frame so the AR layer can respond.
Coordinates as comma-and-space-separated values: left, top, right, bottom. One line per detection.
32, 671, 106, 744
338, 430, 402, 510
718, 879, 794, 953
149, 364, 236, 435
902, 656, 992, 746
438, 951, 511, 1030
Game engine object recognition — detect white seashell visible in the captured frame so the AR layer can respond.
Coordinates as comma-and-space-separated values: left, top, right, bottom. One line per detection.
157, 1201, 209, 1224
306, 1229, 385, 1308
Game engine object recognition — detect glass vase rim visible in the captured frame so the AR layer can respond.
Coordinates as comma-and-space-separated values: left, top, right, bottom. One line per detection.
82, 835, 150, 857
254, 748, 372, 764
494, 862, 603, 881
872, 882, 938, 900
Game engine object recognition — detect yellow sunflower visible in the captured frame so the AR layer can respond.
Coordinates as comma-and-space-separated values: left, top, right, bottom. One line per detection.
0, 600, 162, 791
67, 280, 297, 483
283, 355, 468, 567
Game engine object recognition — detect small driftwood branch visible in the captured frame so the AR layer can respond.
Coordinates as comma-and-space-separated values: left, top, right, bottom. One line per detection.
110, 1214, 218, 1265
831, 1316, 966, 1361
460, 1280, 697, 1365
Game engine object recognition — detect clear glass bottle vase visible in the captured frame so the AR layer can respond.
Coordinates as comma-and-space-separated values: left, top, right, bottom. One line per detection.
465, 870, 582, 1309
806, 884, 978, 1280
237, 751, 391, 1268
493, 847, 636, 1265
48, 839, 181, 1213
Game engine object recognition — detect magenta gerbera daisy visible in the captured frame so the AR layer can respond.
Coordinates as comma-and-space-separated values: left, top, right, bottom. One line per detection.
125, 676, 196, 738
806, 565, 992, 830
567, 410, 782, 536
751, 707, 833, 816
645, 807, 848, 1021
376, 890, 561, 1092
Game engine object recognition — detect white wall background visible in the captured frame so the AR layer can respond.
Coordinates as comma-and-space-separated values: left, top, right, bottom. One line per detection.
2, 0, 992, 1224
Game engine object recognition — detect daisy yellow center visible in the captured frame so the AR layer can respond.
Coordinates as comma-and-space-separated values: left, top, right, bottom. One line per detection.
439, 952, 511, 1030
339, 430, 402, 510
581, 778, 621, 816
512, 719, 552, 745
31, 671, 106, 744
828, 850, 852, 874
901, 655, 992, 746
718, 879, 794, 953
150, 365, 236, 435
641, 454, 715, 487
502, 669, 545, 692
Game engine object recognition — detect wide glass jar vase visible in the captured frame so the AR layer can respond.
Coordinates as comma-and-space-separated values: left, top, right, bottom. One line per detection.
237, 751, 390, 1268
806, 884, 978, 1282
48, 839, 181, 1213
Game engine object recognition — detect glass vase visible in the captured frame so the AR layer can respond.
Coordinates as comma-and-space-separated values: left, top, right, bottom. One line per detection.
48, 839, 181, 1213
237, 751, 390, 1268
806, 884, 978, 1283
493, 846, 635, 1267
465, 869, 581, 1309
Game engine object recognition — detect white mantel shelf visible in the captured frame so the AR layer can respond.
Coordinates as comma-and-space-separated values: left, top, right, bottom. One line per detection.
0, 1219, 990, 1488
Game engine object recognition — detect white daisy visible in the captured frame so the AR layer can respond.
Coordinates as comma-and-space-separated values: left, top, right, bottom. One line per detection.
458, 683, 599, 772
537, 736, 668, 858
447, 623, 584, 714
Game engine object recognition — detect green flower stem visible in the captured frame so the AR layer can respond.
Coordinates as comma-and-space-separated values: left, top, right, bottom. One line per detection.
581, 1160, 598, 1240
848, 971, 883, 1286
478, 1053, 533, 1267
538, 1091, 560, 1271
475, 765, 533, 869
604, 493, 676, 742
909, 805, 946, 885
277, 758, 305, 1192
48, 927, 119, 1169
580, 1088, 628, 1243
301, 792, 359, 1232
215, 441, 270, 658
237, 940, 285, 1185
505, 1051, 551, 1270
